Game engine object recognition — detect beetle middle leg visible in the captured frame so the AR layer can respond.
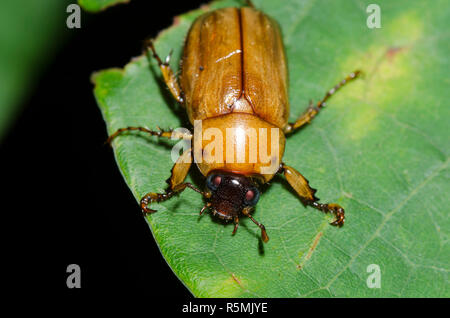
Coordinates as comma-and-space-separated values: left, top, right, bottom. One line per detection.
279, 163, 345, 226
106, 126, 191, 145
232, 216, 239, 235
144, 39, 184, 105
106, 126, 200, 214
284, 70, 361, 134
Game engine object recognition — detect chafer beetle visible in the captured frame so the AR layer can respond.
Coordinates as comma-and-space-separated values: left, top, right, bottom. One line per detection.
107, 1, 361, 242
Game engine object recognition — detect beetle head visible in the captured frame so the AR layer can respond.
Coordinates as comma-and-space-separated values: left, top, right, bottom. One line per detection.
204, 171, 261, 220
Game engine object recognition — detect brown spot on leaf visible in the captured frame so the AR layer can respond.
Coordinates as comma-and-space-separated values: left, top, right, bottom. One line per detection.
307, 231, 323, 259
385, 46, 408, 61
231, 273, 243, 288
297, 231, 323, 270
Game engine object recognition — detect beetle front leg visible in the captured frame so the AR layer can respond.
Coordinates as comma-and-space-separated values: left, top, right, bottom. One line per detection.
279, 163, 345, 226
140, 148, 203, 214
232, 216, 239, 236
242, 207, 269, 243
141, 182, 204, 214
145, 39, 184, 105
284, 71, 361, 134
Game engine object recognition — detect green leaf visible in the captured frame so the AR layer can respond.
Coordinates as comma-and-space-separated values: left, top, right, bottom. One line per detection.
78, 0, 129, 12
92, 0, 449, 297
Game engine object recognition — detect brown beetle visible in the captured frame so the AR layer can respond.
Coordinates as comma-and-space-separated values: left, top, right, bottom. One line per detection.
107, 2, 360, 243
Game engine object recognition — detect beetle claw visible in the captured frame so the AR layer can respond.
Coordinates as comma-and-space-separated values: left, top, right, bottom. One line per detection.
327, 203, 345, 227
142, 207, 157, 215
140, 201, 157, 214
140, 193, 161, 215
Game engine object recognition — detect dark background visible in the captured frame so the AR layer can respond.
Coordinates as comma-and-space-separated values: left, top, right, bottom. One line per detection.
1, 0, 206, 298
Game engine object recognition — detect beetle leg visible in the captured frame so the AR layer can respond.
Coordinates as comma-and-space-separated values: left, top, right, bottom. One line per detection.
232, 217, 239, 235
280, 163, 345, 226
244, 0, 255, 8
242, 207, 269, 242
284, 70, 361, 134
141, 182, 203, 214
144, 39, 184, 105
141, 148, 202, 214
199, 202, 211, 216
106, 126, 192, 145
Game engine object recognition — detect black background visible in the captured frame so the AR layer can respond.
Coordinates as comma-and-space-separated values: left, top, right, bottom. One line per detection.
1, 0, 206, 299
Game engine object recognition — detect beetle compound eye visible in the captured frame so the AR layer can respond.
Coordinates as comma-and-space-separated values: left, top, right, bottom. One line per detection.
245, 188, 260, 206
213, 176, 222, 186
206, 174, 221, 191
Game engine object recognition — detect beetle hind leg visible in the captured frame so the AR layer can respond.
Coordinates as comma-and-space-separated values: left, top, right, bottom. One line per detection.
144, 39, 184, 105
284, 70, 361, 134
280, 163, 345, 226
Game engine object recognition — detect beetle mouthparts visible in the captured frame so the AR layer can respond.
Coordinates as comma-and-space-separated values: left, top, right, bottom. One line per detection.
211, 208, 233, 220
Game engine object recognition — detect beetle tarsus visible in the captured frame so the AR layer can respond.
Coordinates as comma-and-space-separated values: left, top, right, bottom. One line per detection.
144, 39, 185, 104
140, 192, 161, 214
106, 126, 192, 145
316, 70, 362, 110
311, 202, 345, 227
144, 39, 164, 66
285, 70, 362, 133
280, 163, 345, 227
327, 203, 345, 227
140, 190, 176, 215
242, 209, 269, 243
140, 183, 205, 216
